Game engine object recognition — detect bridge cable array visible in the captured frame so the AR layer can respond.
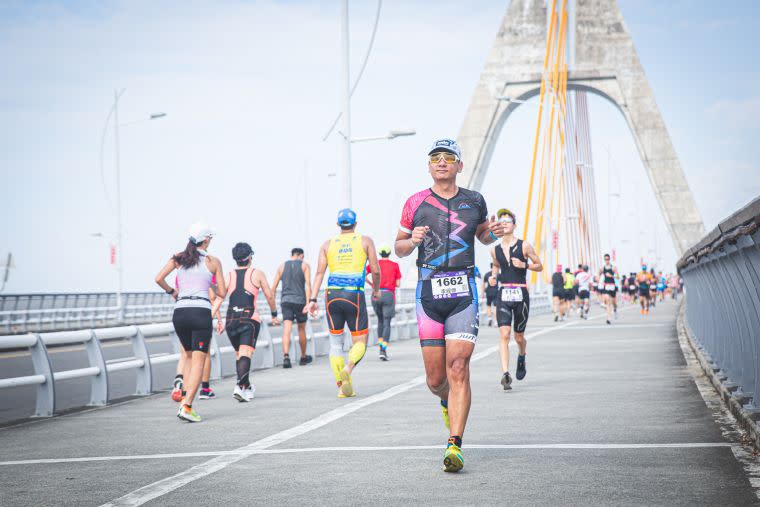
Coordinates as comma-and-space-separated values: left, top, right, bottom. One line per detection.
523, 0, 602, 282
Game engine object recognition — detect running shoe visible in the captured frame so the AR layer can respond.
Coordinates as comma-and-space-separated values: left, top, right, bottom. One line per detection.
554, 314, 558, 322
606, 319, 611, 325
283, 356, 292, 369
199, 387, 215, 399
245, 385, 256, 401
516, 356, 526, 380
177, 404, 201, 423
337, 389, 356, 398
233, 385, 248, 402
171, 387, 183, 402
379, 349, 388, 361
443, 444, 464, 473
339, 370, 354, 397
441, 401, 450, 430
299, 355, 313, 366
501, 371, 513, 390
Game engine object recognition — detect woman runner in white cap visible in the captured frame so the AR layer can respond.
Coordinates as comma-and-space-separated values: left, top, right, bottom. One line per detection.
155, 222, 226, 422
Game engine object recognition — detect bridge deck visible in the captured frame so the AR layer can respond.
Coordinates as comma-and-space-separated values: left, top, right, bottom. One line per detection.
0, 300, 757, 505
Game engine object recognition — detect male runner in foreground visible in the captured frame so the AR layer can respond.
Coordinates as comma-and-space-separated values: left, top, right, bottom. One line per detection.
395, 138, 507, 473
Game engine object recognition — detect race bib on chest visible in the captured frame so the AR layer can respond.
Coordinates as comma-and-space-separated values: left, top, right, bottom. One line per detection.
431, 271, 469, 299
501, 287, 523, 302
605, 283, 616, 291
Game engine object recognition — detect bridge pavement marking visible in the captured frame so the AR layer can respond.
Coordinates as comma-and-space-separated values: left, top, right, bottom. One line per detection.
100, 312, 619, 507
0, 442, 734, 466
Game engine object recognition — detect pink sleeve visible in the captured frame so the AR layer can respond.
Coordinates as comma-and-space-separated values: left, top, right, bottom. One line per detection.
399, 189, 430, 233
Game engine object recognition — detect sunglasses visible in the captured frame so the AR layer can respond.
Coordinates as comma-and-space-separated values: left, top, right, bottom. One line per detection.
499, 217, 514, 224
428, 152, 459, 164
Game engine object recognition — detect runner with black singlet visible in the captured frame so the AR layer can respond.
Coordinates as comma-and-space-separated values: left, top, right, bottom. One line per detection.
155, 223, 226, 423
628, 273, 638, 303
212, 243, 279, 402
482, 265, 499, 327
395, 138, 508, 473
551, 265, 564, 321
598, 253, 619, 325
490, 208, 542, 391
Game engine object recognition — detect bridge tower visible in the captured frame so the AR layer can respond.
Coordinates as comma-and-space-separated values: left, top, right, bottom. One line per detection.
457, 0, 704, 255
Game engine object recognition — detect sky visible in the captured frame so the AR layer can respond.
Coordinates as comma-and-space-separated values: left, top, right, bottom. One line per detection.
1, 0, 758, 293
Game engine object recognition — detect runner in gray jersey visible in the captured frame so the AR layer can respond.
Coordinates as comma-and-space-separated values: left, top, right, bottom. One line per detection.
272, 248, 312, 368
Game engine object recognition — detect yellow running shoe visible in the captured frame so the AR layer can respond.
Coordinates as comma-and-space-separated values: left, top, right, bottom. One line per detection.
441, 402, 450, 430
443, 444, 464, 473
337, 390, 357, 398
339, 370, 354, 397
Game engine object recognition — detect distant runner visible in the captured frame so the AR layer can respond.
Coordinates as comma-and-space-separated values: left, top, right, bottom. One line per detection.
598, 253, 619, 325
575, 265, 592, 319
366, 245, 402, 361
482, 264, 499, 327
271, 248, 312, 368
551, 265, 565, 322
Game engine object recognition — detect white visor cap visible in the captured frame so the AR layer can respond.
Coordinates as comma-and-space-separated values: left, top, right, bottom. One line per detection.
188, 222, 214, 244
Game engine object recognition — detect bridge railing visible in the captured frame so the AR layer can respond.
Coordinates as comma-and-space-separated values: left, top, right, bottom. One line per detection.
677, 196, 760, 410
0, 290, 552, 419
0, 289, 422, 335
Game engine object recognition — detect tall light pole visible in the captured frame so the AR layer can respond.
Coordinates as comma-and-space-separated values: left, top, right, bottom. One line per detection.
113, 90, 125, 314
340, 0, 352, 209
100, 89, 166, 316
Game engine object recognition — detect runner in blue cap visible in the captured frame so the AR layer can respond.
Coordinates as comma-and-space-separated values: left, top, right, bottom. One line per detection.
306, 209, 381, 398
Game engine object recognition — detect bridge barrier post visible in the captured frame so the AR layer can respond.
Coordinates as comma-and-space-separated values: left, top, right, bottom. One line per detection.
132, 327, 152, 395
30, 333, 55, 417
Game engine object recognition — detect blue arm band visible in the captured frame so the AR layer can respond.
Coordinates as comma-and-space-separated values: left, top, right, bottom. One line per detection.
489, 231, 498, 242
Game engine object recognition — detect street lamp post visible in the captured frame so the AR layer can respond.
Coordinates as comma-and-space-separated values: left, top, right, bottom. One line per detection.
101, 90, 166, 320
340, 0, 352, 209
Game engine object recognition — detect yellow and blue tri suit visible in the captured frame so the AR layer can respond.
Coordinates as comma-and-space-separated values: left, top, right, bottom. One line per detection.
325, 233, 369, 393
327, 233, 367, 292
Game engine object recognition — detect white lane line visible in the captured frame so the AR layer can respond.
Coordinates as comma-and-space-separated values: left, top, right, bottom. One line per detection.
0, 442, 733, 466
101, 318, 582, 506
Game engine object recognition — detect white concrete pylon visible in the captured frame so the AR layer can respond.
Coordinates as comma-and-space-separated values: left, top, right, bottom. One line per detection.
457, 0, 704, 255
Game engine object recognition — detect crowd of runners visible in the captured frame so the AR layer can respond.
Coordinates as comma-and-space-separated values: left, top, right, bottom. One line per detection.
537, 259, 682, 325
154, 137, 681, 474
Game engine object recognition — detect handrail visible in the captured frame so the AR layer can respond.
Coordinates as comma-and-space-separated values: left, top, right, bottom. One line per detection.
678, 196, 760, 412
1, 290, 553, 420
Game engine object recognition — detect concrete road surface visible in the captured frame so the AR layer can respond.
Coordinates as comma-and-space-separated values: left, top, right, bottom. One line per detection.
0, 299, 757, 506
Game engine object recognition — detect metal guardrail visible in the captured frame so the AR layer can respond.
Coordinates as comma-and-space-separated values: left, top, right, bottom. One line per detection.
0, 289, 420, 335
0, 290, 552, 419
677, 196, 760, 410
